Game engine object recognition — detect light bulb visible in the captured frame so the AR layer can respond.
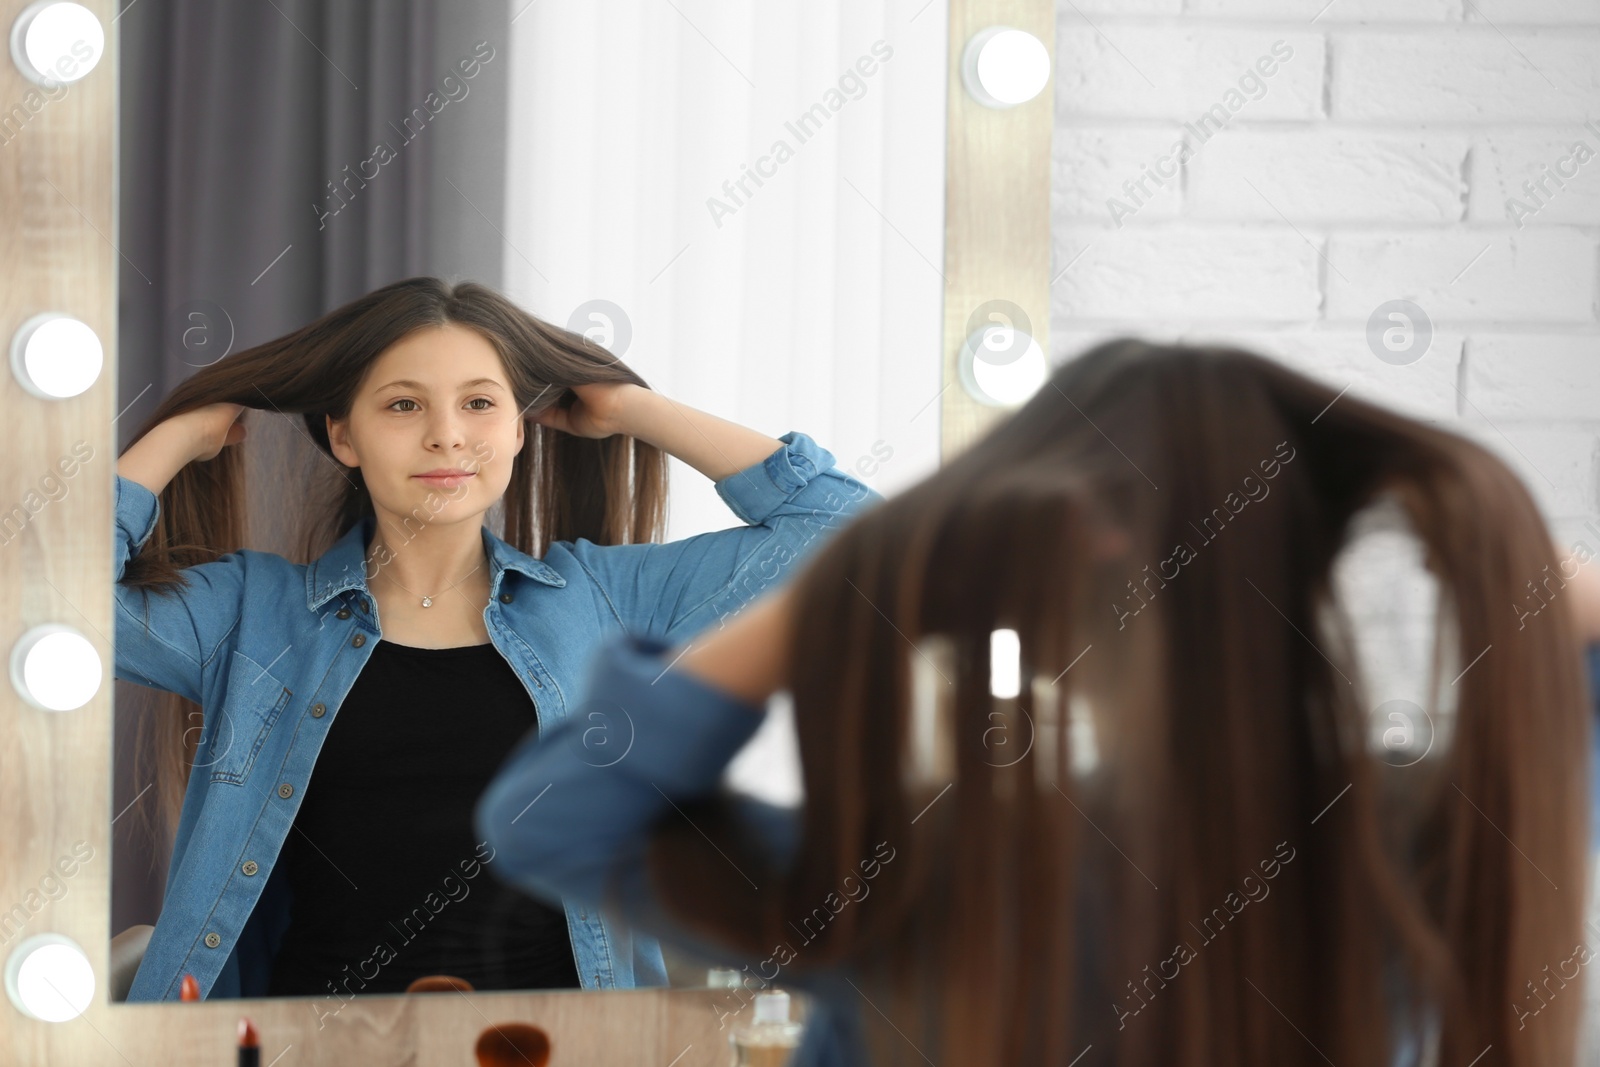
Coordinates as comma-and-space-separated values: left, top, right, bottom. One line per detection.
11, 625, 102, 712
958, 325, 1048, 406
11, 313, 103, 399
5, 935, 95, 1022
961, 27, 1050, 109
8, 1, 104, 87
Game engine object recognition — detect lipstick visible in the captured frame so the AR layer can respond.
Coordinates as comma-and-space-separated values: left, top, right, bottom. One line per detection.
237, 1016, 260, 1067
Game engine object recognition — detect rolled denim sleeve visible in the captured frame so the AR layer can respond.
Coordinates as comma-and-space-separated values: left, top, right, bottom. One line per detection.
559, 431, 884, 642
113, 473, 247, 704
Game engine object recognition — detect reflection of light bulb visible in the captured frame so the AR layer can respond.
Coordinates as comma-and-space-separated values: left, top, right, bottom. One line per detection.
1067, 692, 1100, 776
9, 1, 104, 86
11, 625, 102, 712
11, 313, 104, 399
958, 326, 1048, 407
961, 27, 1051, 109
5, 935, 95, 1022
990, 629, 1020, 699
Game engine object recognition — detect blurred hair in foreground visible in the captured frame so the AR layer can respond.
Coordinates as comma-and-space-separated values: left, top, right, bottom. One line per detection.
646, 340, 1592, 1067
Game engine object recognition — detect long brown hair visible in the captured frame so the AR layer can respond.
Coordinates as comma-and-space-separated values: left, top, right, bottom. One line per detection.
644, 341, 1591, 1066
119, 277, 669, 849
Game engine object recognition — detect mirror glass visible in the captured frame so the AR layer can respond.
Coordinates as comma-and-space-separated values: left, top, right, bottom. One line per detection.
110, 0, 946, 1008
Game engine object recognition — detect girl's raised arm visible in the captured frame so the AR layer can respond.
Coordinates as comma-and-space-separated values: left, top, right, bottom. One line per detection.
113, 404, 252, 703
547, 384, 884, 643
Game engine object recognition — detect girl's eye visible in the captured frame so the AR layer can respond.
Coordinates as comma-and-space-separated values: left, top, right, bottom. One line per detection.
387, 398, 495, 412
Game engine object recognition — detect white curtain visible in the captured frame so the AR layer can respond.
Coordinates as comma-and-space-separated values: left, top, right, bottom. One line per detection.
502, 0, 949, 804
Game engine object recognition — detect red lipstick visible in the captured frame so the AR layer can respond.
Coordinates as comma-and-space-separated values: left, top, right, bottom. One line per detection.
237, 1016, 260, 1067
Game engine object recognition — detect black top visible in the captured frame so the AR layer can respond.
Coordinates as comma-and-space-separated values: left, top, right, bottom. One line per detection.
266, 638, 579, 996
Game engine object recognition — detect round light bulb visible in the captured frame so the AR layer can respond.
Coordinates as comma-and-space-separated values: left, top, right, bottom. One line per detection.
10, 313, 103, 399
961, 27, 1051, 109
958, 326, 1048, 406
5, 935, 95, 1022
11, 625, 102, 712
9, 1, 103, 86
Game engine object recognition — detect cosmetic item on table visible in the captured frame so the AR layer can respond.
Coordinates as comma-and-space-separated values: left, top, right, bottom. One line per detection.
728, 989, 802, 1066
179, 974, 200, 1001
404, 974, 475, 993
474, 1022, 551, 1067
236, 1017, 260, 1067
707, 966, 742, 987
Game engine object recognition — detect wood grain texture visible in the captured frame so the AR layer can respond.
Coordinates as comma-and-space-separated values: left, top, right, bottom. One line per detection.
941, 0, 1056, 461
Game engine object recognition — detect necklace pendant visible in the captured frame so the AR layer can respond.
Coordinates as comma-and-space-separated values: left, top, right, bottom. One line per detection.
421, 597, 433, 608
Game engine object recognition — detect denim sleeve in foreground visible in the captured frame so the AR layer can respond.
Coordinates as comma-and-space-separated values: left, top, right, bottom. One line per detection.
562, 431, 884, 642
1588, 642, 1600, 853
476, 630, 778, 936
112, 472, 248, 704
473, 633, 858, 995
1587, 641, 1600, 718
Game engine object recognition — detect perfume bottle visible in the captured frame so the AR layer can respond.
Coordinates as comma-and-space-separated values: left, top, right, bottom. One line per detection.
707, 966, 742, 988
728, 988, 803, 1066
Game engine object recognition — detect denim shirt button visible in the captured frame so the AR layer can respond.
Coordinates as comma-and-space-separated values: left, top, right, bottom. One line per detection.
311, 703, 327, 718
277, 783, 294, 799
499, 592, 513, 603
335, 608, 351, 620
242, 861, 258, 876
352, 633, 366, 648
204, 933, 221, 949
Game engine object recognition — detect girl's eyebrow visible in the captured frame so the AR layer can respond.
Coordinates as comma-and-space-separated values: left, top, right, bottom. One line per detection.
373, 378, 506, 393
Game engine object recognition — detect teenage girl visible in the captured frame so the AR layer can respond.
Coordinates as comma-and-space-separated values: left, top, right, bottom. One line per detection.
112, 276, 883, 1001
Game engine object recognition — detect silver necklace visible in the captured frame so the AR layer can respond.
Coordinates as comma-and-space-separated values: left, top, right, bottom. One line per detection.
372, 558, 484, 608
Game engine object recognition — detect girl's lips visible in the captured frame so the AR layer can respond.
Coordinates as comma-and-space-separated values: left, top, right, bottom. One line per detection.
413, 472, 476, 486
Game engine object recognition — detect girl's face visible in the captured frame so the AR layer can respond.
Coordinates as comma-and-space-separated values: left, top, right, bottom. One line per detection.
326, 323, 525, 530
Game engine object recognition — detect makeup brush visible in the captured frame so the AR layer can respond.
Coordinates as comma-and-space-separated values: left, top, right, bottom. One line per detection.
474, 1023, 551, 1067
405, 974, 475, 994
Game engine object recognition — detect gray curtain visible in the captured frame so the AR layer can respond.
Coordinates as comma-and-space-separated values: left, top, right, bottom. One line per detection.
113, 0, 511, 938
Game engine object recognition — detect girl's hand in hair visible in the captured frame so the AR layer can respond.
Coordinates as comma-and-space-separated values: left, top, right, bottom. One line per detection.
181, 402, 249, 462
530, 382, 642, 440
117, 403, 247, 497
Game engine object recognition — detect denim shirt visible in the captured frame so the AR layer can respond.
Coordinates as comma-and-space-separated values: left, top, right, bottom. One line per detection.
477, 625, 1600, 1067
112, 430, 883, 1003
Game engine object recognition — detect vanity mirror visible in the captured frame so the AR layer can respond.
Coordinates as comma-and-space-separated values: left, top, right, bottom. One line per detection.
1, 0, 1052, 1061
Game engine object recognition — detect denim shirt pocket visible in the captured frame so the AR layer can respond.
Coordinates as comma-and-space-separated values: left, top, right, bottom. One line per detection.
206, 651, 293, 785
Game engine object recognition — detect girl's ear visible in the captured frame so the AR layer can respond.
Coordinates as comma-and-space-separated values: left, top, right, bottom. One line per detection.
326, 413, 357, 468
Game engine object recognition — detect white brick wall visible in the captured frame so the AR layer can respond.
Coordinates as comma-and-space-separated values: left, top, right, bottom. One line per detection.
1050, 2, 1600, 540
1049, 16, 1599, 1048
